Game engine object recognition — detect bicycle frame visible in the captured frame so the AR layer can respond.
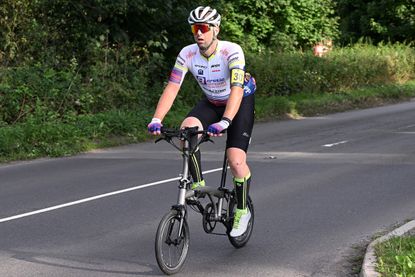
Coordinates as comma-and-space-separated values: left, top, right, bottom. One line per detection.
155, 127, 254, 275
157, 127, 233, 234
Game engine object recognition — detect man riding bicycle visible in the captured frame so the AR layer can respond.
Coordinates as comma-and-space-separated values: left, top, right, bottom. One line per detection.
148, 6, 256, 237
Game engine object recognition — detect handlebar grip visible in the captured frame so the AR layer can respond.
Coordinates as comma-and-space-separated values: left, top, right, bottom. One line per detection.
160, 127, 177, 134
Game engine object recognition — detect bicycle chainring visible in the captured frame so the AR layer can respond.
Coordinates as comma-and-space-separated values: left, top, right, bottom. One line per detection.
202, 203, 217, 233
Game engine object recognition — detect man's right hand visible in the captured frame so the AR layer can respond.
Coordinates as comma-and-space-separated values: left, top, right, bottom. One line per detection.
147, 118, 163, 135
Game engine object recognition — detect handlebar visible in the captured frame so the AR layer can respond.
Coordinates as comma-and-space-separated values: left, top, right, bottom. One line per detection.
155, 127, 213, 154
160, 127, 208, 139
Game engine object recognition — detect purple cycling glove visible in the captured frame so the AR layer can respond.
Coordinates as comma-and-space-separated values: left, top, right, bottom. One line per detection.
148, 118, 162, 134
207, 117, 232, 136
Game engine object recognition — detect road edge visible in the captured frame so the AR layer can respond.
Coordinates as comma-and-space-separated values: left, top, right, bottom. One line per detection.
360, 219, 415, 277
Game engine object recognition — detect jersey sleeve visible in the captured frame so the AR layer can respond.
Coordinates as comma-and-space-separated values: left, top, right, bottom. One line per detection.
168, 48, 189, 86
228, 44, 245, 88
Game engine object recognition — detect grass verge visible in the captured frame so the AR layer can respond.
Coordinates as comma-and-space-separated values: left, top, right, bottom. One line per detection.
1, 80, 415, 163
255, 80, 415, 120
375, 235, 415, 276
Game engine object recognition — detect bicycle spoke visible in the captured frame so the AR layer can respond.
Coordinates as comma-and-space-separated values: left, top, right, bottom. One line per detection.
156, 210, 189, 274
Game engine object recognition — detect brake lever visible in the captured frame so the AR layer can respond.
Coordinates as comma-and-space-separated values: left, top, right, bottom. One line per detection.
197, 135, 214, 146
156, 136, 173, 144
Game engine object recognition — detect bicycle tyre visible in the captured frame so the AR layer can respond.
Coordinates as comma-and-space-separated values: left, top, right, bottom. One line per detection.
155, 209, 190, 275
227, 196, 254, 248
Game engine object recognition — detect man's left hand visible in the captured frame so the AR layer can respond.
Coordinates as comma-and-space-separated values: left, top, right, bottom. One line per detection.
207, 118, 231, 136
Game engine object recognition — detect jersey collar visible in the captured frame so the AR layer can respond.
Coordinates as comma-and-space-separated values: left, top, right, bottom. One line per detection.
201, 40, 220, 61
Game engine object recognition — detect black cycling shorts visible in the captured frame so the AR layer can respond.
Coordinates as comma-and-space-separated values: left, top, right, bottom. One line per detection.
186, 94, 255, 152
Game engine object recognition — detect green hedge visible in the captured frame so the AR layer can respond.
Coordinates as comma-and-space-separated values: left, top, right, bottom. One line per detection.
247, 43, 415, 96
0, 61, 151, 125
0, 110, 152, 159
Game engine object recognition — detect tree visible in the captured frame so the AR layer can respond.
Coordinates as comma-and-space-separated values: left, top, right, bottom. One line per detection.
336, 0, 415, 44
216, 0, 339, 52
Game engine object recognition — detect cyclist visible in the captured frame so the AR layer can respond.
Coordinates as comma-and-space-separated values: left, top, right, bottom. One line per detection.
148, 6, 256, 237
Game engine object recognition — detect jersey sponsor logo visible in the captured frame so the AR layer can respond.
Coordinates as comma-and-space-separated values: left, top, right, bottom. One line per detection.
207, 78, 225, 83
207, 88, 227, 94
197, 76, 207, 84
228, 57, 239, 64
198, 69, 204, 75
205, 82, 226, 89
242, 132, 250, 138
195, 64, 208, 69
228, 52, 239, 60
211, 64, 221, 72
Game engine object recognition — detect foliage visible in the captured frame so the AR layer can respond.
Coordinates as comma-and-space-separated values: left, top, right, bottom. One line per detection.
376, 236, 415, 276
0, 109, 152, 160
0, 0, 340, 68
255, 80, 415, 120
336, 0, 415, 45
248, 43, 415, 97
0, 57, 150, 124
217, 0, 339, 52
0, 0, 195, 72
0, 0, 34, 65
3, 80, 415, 162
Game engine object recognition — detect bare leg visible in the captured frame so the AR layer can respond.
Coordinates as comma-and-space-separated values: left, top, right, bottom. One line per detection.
227, 147, 250, 178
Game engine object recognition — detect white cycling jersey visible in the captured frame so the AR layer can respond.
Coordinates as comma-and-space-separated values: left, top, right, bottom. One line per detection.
169, 40, 246, 106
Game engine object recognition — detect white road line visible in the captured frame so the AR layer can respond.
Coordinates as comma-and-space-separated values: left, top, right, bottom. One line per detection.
398, 124, 415, 130
395, 132, 415, 134
0, 167, 224, 224
322, 140, 349, 148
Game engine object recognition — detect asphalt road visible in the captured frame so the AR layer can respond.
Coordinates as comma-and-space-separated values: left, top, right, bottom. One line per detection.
1, 100, 415, 277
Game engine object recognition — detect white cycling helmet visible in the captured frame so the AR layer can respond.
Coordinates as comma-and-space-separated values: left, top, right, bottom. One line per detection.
188, 6, 221, 26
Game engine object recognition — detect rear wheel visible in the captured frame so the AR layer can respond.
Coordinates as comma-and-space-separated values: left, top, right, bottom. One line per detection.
227, 196, 254, 248
155, 209, 190, 275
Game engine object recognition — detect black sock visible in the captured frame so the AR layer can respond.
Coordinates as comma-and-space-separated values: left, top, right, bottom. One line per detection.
233, 173, 251, 210
189, 147, 203, 183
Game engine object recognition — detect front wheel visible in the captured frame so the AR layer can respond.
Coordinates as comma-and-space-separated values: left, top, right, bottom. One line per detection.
155, 209, 190, 275
227, 196, 254, 248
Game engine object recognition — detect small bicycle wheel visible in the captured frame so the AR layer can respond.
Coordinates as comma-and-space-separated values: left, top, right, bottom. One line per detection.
155, 209, 190, 275
227, 196, 254, 248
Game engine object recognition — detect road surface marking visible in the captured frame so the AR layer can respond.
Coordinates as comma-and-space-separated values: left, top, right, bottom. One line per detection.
322, 140, 348, 148
0, 168, 223, 223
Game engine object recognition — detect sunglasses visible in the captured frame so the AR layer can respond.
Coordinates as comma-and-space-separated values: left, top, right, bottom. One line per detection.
191, 24, 211, 35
